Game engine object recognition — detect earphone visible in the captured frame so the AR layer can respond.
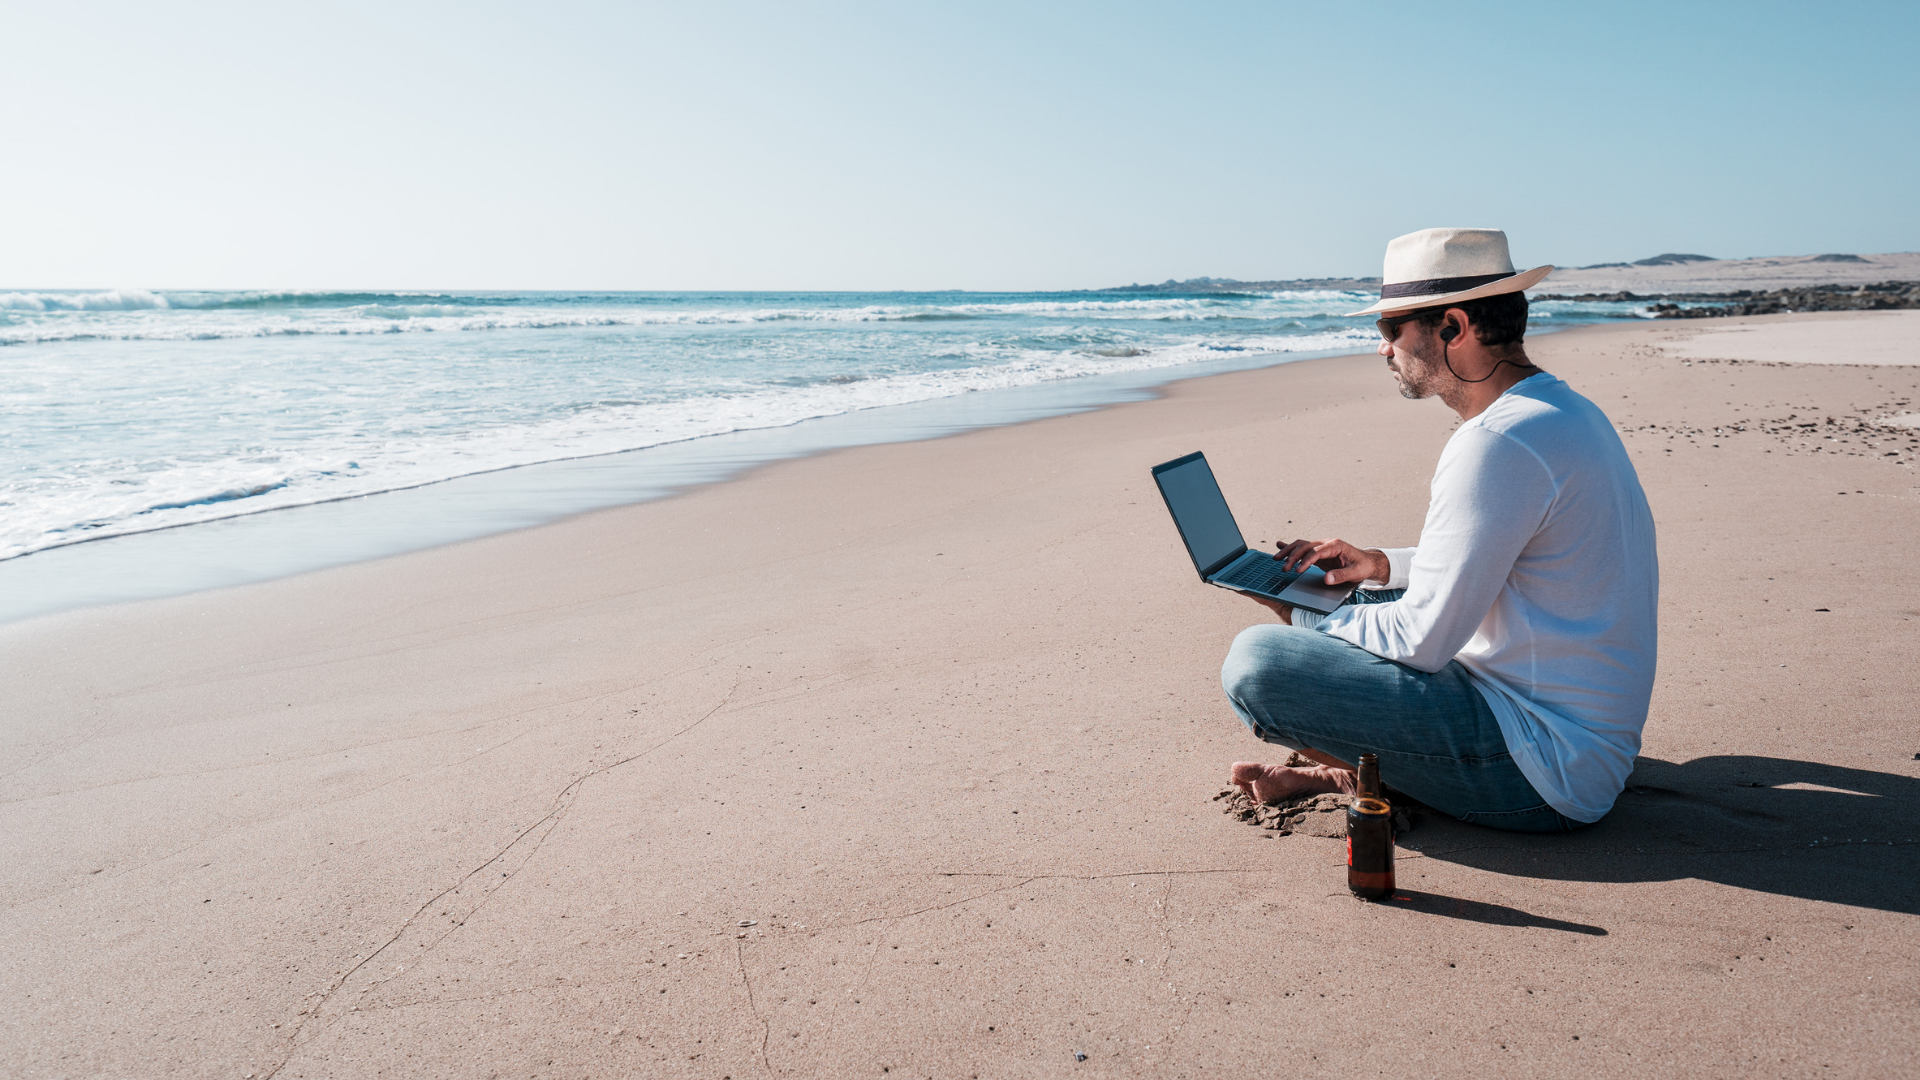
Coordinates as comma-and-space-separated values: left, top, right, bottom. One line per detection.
1437, 316, 1533, 384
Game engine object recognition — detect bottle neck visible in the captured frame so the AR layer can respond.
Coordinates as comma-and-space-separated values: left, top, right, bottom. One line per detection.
1356, 759, 1381, 801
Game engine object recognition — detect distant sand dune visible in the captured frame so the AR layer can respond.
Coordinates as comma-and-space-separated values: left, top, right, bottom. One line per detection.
1537, 251, 1920, 294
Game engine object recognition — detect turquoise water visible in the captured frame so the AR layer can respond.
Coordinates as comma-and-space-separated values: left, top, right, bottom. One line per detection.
0, 288, 1645, 621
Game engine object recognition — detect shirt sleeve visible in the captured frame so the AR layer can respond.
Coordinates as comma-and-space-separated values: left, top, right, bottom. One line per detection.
1315, 427, 1556, 673
1368, 547, 1417, 590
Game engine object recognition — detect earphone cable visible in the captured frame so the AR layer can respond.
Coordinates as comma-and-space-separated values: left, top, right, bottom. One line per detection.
1440, 318, 1536, 384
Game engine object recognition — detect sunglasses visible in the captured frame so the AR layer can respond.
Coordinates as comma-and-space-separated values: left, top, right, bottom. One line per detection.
1375, 311, 1431, 342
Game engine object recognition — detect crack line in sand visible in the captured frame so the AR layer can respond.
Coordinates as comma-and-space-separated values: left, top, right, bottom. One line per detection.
736, 940, 774, 1077
842, 877, 1039, 929
260, 683, 739, 1080
1158, 872, 1174, 970
1157, 871, 1201, 1065
1154, 870, 1193, 1060
263, 787, 577, 1076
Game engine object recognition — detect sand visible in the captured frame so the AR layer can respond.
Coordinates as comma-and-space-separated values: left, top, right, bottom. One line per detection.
1654, 309, 1920, 365
3, 312, 1918, 1078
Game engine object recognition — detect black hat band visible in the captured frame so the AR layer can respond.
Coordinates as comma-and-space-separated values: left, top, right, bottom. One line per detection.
1379, 271, 1516, 300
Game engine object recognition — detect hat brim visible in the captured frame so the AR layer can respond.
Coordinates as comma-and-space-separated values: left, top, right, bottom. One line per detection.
1344, 264, 1555, 317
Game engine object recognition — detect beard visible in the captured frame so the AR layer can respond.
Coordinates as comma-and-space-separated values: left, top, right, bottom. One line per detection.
1388, 348, 1440, 400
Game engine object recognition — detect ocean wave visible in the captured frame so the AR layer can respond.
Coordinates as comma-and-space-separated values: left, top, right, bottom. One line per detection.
146, 480, 289, 511
1, 326, 1375, 561
163, 290, 477, 311
360, 304, 484, 319
0, 289, 170, 312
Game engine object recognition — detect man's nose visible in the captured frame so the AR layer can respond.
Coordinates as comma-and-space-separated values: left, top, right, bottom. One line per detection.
1377, 342, 1394, 358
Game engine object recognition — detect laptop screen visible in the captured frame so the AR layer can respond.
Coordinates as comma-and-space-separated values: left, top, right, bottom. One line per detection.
1153, 454, 1245, 575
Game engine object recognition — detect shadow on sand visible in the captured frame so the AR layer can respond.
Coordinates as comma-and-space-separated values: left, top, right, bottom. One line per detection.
1383, 889, 1610, 935
1403, 755, 1920, 917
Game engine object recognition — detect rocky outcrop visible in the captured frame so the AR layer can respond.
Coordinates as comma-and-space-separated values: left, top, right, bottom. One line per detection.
1540, 280, 1920, 318
1648, 281, 1920, 318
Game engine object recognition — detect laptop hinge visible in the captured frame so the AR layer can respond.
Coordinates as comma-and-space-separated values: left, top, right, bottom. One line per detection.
1201, 546, 1250, 579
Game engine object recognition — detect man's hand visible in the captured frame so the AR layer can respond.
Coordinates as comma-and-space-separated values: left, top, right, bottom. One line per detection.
1241, 592, 1293, 625
1272, 538, 1391, 587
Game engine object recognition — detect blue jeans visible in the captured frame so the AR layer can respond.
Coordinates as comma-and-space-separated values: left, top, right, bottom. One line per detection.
1220, 590, 1583, 833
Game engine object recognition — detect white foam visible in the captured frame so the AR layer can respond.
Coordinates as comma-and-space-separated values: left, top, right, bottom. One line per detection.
0, 324, 1377, 561
0, 289, 170, 312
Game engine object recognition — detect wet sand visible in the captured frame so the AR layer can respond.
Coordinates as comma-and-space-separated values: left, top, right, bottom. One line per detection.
3, 311, 1917, 1078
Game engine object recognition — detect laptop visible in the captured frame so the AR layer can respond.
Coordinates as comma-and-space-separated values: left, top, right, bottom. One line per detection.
1150, 451, 1357, 615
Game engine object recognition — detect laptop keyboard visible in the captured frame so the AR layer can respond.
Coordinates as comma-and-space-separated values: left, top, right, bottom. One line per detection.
1216, 556, 1295, 595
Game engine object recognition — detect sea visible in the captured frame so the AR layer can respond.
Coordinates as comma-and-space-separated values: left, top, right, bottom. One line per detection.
0, 288, 1645, 622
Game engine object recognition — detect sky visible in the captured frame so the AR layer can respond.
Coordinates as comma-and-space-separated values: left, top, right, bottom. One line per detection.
4, 1, 1917, 290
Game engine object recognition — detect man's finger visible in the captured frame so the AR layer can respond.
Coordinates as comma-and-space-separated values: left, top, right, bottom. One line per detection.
1299, 540, 1346, 571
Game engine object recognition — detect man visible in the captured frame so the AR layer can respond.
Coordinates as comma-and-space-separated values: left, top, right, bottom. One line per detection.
1222, 227, 1658, 832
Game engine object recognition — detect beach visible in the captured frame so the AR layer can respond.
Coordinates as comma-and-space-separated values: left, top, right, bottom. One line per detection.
3, 310, 1917, 1077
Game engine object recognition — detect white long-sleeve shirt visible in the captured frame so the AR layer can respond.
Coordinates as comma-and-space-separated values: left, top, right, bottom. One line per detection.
1311, 372, 1659, 822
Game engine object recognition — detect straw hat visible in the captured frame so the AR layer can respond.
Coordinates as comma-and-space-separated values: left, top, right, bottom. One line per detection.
1346, 227, 1553, 317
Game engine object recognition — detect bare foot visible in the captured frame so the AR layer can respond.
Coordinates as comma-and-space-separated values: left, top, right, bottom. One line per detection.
1230, 761, 1356, 804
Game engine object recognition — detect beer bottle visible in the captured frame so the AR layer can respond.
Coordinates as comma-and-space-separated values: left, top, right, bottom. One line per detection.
1346, 753, 1395, 901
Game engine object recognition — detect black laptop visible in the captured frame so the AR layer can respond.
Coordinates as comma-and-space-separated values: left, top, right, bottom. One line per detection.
1150, 451, 1357, 615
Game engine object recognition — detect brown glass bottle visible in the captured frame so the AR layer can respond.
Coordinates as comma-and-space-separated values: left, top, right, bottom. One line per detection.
1346, 754, 1395, 901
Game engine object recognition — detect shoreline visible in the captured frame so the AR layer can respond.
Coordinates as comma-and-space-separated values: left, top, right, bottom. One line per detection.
1, 338, 1373, 625
1, 285, 1406, 595
4, 310, 1916, 1077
